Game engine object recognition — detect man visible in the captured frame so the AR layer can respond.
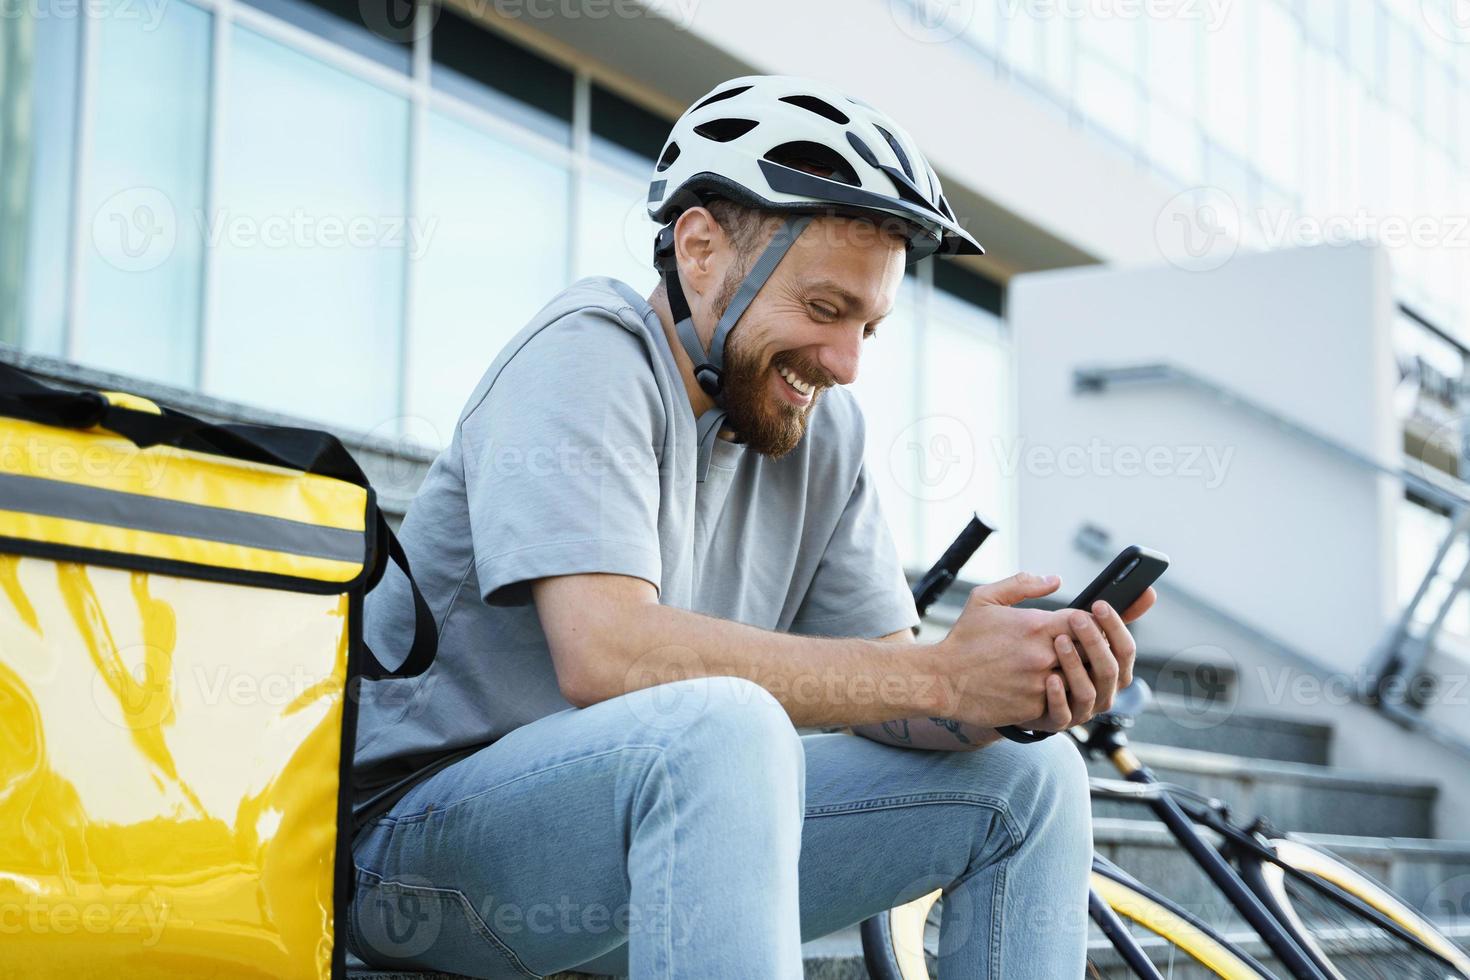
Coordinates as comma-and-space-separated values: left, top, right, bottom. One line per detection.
349, 75, 1154, 979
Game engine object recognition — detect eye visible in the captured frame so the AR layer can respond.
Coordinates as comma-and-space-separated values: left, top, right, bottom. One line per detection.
863, 324, 879, 340
808, 301, 839, 321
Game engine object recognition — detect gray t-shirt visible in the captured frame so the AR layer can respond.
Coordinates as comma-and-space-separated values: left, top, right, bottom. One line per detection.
352, 276, 917, 823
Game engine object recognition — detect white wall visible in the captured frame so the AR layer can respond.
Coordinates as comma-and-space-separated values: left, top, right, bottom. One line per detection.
1009, 243, 1400, 671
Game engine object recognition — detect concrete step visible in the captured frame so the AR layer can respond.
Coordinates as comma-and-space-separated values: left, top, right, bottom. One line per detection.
1089, 741, 1439, 838
1127, 693, 1333, 766
1093, 817, 1470, 939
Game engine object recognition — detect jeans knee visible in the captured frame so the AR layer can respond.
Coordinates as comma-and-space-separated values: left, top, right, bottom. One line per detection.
1021, 735, 1091, 839
664, 676, 805, 800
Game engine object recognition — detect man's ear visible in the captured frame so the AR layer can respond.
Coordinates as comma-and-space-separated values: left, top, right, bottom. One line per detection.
673, 207, 725, 298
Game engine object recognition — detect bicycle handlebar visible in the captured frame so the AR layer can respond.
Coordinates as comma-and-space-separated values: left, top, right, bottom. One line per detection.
910, 513, 996, 621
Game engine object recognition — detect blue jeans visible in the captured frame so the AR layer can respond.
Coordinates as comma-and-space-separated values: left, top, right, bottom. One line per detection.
348, 676, 1091, 979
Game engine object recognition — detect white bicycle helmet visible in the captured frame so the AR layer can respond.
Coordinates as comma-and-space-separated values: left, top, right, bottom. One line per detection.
649, 75, 984, 480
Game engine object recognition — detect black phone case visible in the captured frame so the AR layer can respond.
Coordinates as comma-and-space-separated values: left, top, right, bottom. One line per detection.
1068, 545, 1169, 615
996, 545, 1169, 745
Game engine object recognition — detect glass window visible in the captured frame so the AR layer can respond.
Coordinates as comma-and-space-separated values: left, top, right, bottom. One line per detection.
849, 273, 921, 569
1145, 16, 1197, 115
1000, 6, 1042, 81
1204, 3, 1252, 158
75, 0, 211, 387
431, 8, 573, 145
206, 27, 409, 432
1077, 13, 1139, 73
406, 111, 571, 446
589, 83, 667, 174
1256, 1, 1300, 191
1077, 52, 1141, 150
1344, 0, 1380, 96
1147, 103, 1204, 186
577, 173, 658, 295
934, 260, 1002, 316
1, 14, 80, 354
239, 0, 410, 72
1382, 15, 1420, 120
1037, 12, 1075, 104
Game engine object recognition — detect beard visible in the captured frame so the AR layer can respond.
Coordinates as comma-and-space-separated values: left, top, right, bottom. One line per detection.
711, 270, 830, 459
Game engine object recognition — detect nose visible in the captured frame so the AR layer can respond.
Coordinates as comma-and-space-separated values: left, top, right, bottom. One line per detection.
817, 331, 863, 387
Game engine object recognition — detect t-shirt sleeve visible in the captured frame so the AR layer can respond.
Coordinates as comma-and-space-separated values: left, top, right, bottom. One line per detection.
460, 309, 665, 606
790, 459, 919, 638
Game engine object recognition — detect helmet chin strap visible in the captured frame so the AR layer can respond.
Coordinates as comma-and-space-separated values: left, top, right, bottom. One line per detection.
653, 214, 815, 482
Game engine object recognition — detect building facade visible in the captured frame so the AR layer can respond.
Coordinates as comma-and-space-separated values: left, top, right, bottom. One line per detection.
2, 0, 1467, 595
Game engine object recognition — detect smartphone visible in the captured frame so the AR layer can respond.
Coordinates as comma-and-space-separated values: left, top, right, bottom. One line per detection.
1069, 545, 1169, 615
998, 545, 1169, 744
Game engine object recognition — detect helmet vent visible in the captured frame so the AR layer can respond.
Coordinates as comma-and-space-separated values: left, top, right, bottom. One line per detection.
693, 117, 759, 142
845, 131, 879, 168
937, 193, 956, 221
763, 141, 861, 187
874, 125, 914, 181
691, 85, 751, 111
655, 141, 681, 172
779, 95, 850, 125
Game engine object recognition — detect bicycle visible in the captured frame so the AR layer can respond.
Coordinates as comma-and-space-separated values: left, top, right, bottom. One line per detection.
861, 519, 1470, 980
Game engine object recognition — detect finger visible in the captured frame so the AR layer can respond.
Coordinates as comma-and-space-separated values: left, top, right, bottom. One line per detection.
1070, 611, 1119, 712
1054, 634, 1096, 726
969, 572, 1061, 609
1043, 672, 1071, 731
1091, 601, 1138, 690
1120, 587, 1157, 624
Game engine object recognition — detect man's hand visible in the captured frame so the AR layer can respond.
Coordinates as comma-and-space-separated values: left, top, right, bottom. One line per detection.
932, 573, 1154, 732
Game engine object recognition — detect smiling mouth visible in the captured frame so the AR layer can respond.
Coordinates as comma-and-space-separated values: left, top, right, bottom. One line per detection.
777, 365, 816, 397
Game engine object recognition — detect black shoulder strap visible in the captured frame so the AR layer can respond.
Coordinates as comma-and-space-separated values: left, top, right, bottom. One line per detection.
0, 358, 435, 680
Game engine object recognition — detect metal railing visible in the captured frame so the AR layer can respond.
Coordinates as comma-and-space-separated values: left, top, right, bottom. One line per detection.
1072, 357, 1470, 755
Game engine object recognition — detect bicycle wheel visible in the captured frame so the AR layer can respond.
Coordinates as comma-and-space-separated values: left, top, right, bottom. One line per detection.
1247, 837, 1470, 980
861, 868, 1271, 979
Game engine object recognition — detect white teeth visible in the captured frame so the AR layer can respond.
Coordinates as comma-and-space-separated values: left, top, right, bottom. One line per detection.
779, 366, 813, 395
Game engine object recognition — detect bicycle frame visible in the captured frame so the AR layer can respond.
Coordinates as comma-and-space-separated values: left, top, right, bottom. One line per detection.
1083, 720, 1332, 980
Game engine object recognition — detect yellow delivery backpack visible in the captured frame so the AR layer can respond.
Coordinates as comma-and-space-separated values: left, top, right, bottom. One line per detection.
0, 359, 436, 979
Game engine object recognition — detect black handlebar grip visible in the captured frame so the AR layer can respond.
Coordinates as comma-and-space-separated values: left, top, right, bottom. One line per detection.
910, 513, 996, 620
